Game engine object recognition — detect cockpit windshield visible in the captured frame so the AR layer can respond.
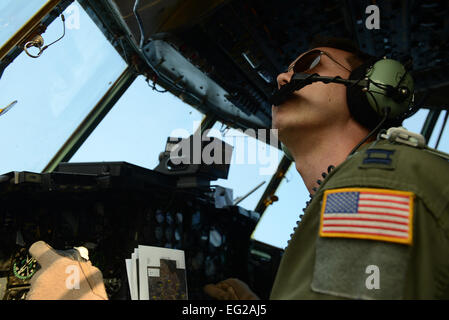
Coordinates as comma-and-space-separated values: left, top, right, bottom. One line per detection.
0, 2, 126, 173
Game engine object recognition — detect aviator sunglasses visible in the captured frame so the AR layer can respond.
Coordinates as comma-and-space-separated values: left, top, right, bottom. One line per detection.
286, 49, 352, 74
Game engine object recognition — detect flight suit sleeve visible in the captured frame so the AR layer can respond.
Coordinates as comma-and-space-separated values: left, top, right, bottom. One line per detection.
309, 141, 449, 299
270, 140, 449, 299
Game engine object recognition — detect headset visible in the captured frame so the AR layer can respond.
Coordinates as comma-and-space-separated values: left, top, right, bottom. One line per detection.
271, 55, 415, 161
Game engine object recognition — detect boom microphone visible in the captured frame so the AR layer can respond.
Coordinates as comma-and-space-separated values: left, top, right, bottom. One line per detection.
270, 73, 370, 106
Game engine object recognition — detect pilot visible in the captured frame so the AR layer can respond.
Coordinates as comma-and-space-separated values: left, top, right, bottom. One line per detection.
24, 37, 449, 300
205, 36, 449, 299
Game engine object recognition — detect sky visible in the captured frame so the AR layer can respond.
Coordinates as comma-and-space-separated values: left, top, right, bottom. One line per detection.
0, 0, 47, 46
1, 1, 448, 249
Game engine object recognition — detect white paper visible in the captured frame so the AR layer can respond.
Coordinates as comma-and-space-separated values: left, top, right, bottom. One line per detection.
131, 250, 139, 300
138, 245, 187, 300
125, 259, 134, 300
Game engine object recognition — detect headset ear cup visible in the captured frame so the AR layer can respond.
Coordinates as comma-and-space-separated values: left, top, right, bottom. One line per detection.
346, 61, 383, 130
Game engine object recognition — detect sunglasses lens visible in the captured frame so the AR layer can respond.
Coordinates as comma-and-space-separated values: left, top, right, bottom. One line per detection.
293, 50, 321, 73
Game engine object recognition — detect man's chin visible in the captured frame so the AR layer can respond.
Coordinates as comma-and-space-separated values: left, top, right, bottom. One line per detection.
272, 110, 295, 131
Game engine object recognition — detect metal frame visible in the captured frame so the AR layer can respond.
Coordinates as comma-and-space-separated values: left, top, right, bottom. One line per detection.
435, 111, 449, 150
42, 66, 137, 173
0, 0, 64, 61
254, 155, 292, 215
421, 109, 441, 144
0, 1, 74, 79
195, 113, 218, 137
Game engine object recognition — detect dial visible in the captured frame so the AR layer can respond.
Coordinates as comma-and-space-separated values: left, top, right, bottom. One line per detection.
13, 249, 38, 280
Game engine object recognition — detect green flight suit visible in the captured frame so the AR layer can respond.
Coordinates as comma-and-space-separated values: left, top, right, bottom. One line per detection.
270, 138, 449, 299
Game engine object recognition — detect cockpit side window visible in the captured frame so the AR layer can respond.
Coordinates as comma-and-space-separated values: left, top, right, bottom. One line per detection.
0, 2, 126, 174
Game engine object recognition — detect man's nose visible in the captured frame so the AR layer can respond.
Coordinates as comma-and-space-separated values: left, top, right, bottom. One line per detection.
276, 71, 293, 89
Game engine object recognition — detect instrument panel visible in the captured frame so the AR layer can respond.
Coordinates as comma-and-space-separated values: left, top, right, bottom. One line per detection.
0, 163, 282, 300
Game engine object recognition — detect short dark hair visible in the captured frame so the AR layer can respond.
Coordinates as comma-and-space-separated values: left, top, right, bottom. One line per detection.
308, 35, 374, 71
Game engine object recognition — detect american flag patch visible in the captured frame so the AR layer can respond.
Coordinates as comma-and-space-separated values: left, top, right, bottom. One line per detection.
319, 188, 414, 245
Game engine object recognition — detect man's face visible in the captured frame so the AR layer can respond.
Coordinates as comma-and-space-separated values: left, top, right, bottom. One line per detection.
272, 47, 354, 140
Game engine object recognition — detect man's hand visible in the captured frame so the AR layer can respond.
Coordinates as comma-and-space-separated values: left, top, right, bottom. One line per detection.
26, 241, 108, 300
204, 278, 260, 300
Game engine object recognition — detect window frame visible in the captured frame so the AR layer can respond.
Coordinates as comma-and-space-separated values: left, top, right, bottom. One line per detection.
0, 0, 73, 79
42, 66, 137, 172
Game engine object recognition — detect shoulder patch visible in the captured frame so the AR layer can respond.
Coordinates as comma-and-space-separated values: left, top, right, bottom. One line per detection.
359, 148, 396, 170
319, 188, 414, 245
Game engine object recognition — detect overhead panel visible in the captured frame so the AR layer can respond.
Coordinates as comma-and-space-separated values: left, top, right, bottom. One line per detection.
99, 0, 448, 134
110, 0, 228, 46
